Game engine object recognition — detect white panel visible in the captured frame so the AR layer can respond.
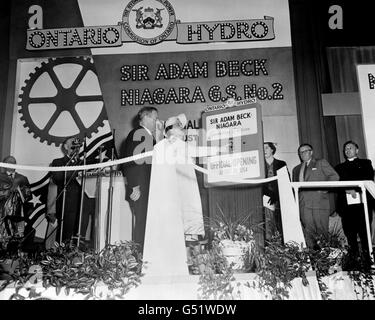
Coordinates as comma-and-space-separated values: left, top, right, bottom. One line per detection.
12, 59, 111, 183
78, 0, 292, 55
357, 64, 375, 164
277, 167, 306, 246
98, 176, 132, 251
321, 92, 361, 116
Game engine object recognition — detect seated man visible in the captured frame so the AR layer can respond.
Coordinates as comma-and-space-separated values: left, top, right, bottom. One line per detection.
0, 156, 31, 241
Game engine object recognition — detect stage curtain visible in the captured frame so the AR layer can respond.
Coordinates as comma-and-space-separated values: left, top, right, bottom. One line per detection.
289, 0, 340, 166
326, 46, 375, 92
326, 46, 375, 242
208, 185, 264, 252
326, 46, 375, 162
289, 0, 341, 215
0, 1, 10, 158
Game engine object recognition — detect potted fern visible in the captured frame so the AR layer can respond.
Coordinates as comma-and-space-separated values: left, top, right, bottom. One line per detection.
208, 206, 257, 271
0, 240, 144, 300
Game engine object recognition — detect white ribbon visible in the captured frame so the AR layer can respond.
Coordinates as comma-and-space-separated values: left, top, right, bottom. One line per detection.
0, 151, 153, 172
0, 151, 277, 184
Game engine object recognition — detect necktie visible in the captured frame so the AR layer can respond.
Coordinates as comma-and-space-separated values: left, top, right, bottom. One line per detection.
299, 162, 306, 182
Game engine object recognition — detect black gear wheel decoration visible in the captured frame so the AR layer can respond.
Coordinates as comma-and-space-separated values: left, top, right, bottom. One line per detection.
18, 56, 107, 146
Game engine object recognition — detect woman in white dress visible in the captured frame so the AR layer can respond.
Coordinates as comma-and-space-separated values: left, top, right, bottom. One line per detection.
142, 114, 219, 277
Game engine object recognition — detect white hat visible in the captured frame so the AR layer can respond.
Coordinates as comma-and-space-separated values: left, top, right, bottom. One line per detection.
163, 113, 187, 136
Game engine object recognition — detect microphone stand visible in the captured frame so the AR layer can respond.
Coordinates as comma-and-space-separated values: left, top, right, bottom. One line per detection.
105, 132, 116, 246
59, 148, 79, 244
76, 139, 87, 248
94, 146, 104, 251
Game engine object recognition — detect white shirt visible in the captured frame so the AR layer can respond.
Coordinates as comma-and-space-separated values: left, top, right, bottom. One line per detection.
140, 125, 152, 137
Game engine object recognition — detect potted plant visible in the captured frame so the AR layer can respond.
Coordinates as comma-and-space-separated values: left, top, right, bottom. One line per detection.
208, 205, 258, 271
0, 240, 145, 300
194, 243, 238, 300
251, 229, 350, 300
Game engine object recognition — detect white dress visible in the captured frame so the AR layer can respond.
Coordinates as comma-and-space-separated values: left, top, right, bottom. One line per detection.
142, 137, 217, 277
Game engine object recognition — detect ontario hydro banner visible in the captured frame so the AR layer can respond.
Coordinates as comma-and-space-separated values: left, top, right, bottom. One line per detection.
7, 0, 299, 237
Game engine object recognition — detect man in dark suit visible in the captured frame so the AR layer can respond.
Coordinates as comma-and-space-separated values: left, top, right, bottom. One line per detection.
49, 137, 94, 245
292, 143, 339, 249
335, 141, 374, 264
263, 142, 288, 242
121, 106, 159, 252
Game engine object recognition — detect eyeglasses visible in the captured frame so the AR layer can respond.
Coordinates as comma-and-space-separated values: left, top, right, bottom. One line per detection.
299, 149, 312, 154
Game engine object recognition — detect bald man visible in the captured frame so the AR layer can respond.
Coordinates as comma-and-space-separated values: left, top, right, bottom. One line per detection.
292, 144, 339, 250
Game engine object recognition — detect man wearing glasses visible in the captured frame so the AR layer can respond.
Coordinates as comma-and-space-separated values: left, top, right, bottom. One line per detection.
292, 143, 339, 249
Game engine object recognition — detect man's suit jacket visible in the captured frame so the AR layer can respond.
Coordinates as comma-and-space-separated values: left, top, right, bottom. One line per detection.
0, 172, 30, 192
335, 158, 375, 215
0, 171, 31, 217
263, 158, 287, 204
50, 156, 80, 188
120, 126, 155, 200
50, 156, 81, 216
292, 158, 339, 209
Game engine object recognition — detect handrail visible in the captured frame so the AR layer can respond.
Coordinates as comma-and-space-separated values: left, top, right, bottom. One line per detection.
290, 179, 375, 262
291, 180, 373, 188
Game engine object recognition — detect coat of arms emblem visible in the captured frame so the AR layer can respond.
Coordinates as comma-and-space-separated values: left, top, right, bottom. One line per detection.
133, 6, 164, 29
122, 0, 176, 45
